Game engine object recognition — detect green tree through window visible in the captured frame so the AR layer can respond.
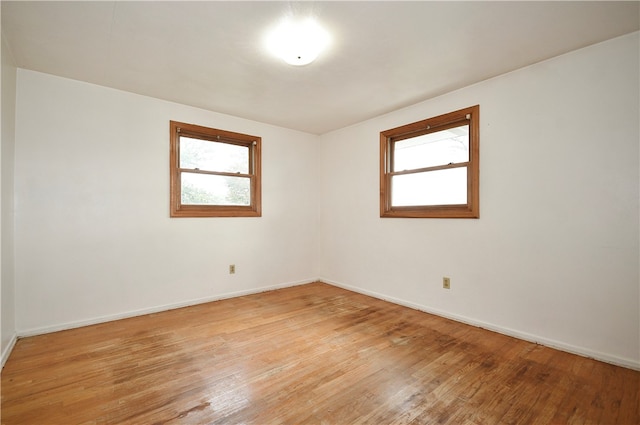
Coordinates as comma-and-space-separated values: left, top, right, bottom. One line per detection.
170, 121, 262, 217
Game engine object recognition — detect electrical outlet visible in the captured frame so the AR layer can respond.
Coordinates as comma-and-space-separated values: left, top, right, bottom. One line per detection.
443, 277, 451, 289
229, 264, 235, 274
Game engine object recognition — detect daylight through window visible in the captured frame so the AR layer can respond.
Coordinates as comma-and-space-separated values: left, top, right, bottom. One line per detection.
170, 121, 261, 217
380, 105, 479, 218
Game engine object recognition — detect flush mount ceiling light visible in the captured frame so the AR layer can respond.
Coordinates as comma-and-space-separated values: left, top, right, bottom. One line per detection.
266, 17, 330, 66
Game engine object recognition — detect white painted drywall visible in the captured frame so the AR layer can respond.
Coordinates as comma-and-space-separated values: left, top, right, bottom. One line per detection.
318, 33, 640, 368
14, 70, 319, 334
1, 27, 17, 366
10, 31, 640, 370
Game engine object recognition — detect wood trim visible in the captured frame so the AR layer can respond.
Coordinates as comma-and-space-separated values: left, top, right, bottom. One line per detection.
379, 134, 390, 217
380, 105, 479, 219
170, 121, 262, 218
468, 105, 480, 218
173, 121, 258, 145
386, 119, 472, 143
389, 161, 469, 176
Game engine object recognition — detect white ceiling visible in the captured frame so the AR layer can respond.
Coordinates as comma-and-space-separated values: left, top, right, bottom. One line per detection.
2, 1, 639, 134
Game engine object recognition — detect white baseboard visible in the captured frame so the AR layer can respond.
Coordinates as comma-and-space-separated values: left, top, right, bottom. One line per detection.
18, 278, 316, 338
320, 278, 640, 371
15, 277, 639, 371
1, 333, 18, 369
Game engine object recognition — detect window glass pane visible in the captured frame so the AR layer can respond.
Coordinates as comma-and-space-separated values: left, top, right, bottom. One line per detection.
181, 172, 250, 206
393, 124, 469, 171
180, 137, 249, 173
392, 167, 467, 206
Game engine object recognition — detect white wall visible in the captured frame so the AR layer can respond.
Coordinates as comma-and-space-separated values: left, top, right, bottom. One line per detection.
9, 31, 639, 370
318, 33, 640, 369
14, 70, 319, 334
1, 24, 17, 367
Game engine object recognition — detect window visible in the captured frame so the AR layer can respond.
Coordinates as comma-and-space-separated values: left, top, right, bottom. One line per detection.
380, 105, 479, 218
170, 121, 261, 217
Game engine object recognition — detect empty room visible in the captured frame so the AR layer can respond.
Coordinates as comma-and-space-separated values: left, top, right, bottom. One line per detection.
1, 1, 639, 424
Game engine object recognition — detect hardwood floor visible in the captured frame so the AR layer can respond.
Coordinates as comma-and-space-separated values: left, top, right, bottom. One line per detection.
2, 282, 638, 424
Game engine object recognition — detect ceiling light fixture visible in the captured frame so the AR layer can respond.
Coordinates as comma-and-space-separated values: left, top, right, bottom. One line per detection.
266, 17, 330, 66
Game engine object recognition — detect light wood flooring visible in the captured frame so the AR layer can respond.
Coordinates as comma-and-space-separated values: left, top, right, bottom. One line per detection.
2, 282, 639, 424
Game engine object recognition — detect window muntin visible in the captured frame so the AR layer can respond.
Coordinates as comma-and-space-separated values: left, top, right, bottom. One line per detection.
170, 121, 261, 217
380, 105, 479, 218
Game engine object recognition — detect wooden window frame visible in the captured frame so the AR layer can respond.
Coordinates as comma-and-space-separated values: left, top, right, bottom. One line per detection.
380, 105, 479, 218
170, 121, 262, 218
